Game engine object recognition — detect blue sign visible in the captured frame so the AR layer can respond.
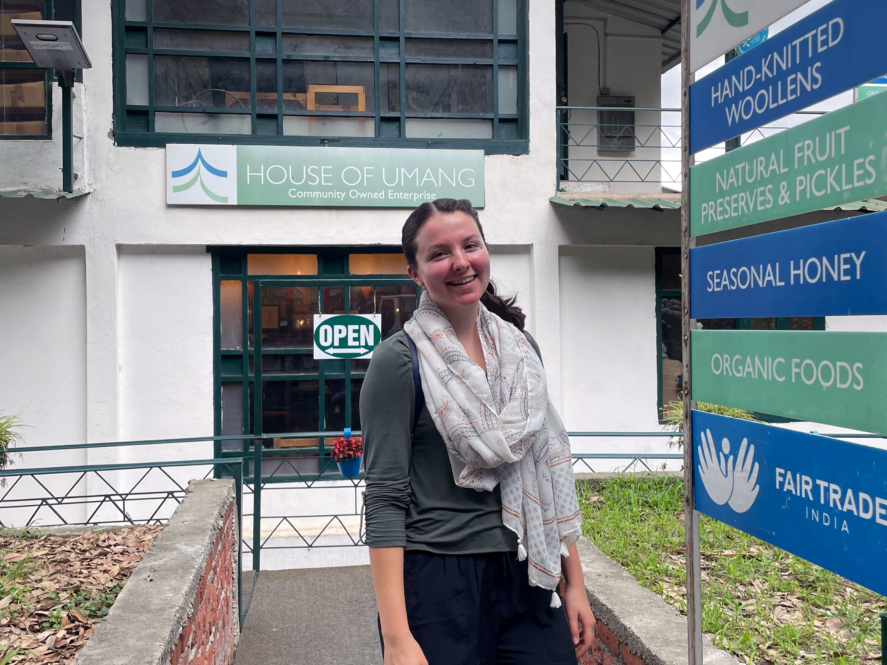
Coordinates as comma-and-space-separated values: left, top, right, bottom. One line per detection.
873, 75, 887, 84
736, 29, 768, 55
690, 211, 887, 319
689, 0, 887, 154
693, 411, 887, 596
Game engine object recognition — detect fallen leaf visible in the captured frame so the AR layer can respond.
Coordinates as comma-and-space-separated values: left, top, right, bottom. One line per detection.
69, 608, 87, 623
825, 617, 843, 632
0, 595, 12, 609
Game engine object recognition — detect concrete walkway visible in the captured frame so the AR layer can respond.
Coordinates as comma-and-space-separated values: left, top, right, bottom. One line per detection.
233, 566, 381, 665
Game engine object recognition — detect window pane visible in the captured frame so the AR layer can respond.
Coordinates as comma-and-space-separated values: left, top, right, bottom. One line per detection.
282, 35, 374, 58
256, 59, 276, 111
498, 66, 517, 114
381, 63, 400, 113
255, 286, 319, 349
351, 379, 363, 430
697, 318, 738, 330
221, 382, 245, 450
325, 379, 347, 431
0, 2, 43, 62
247, 254, 318, 275
324, 287, 345, 314
380, 0, 398, 31
405, 118, 492, 139
404, 39, 493, 59
256, 0, 275, 26
250, 354, 319, 375
349, 285, 417, 338
125, 0, 147, 21
281, 0, 372, 31
751, 318, 776, 330
405, 64, 492, 113
660, 252, 681, 291
262, 380, 320, 433
283, 116, 374, 137
155, 56, 250, 109
498, 0, 517, 35
220, 280, 243, 350
153, 0, 249, 26
660, 298, 682, 408
126, 55, 149, 105
281, 61, 375, 113
788, 317, 815, 330
154, 30, 250, 52
349, 254, 409, 275
405, 0, 492, 33
0, 69, 46, 136
155, 112, 251, 133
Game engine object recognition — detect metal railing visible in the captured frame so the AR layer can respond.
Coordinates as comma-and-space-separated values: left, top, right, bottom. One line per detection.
555, 106, 825, 190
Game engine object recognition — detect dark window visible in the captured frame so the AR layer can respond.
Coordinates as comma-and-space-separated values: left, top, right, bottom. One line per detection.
114, 0, 526, 151
0, 0, 82, 139
655, 248, 825, 421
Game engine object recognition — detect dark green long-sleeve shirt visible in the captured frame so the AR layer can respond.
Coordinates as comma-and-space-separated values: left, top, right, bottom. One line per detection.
361, 329, 541, 554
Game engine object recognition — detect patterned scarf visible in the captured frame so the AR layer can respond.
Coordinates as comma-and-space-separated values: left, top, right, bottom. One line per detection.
403, 293, 582, 605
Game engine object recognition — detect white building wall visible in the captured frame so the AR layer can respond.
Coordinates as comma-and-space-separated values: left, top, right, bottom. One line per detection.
0, 246, 88, 524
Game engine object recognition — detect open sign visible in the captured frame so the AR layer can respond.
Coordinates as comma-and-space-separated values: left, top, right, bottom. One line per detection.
313, 314, 382, 360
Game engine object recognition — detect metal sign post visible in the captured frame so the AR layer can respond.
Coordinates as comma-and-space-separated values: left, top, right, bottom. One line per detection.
680, 0, 703, 662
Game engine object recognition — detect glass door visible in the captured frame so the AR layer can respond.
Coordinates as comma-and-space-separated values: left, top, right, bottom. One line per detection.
214, 250, 417, 481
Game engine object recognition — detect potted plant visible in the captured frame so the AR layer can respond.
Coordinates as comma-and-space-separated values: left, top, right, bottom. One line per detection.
331, 428, 363, 478
0, 413, 25, 486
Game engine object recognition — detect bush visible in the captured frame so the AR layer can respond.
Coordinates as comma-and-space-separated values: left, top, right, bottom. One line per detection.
661, 401, 760, 450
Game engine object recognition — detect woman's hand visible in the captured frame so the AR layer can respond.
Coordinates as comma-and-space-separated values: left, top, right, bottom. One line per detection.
383, 631, 429, 665
563, 581, 596, 658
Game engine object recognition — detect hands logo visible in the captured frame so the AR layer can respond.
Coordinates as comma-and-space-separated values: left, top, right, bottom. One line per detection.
170, 149, 229, 203
696, 0, 749, 38
697, 429, 760, 513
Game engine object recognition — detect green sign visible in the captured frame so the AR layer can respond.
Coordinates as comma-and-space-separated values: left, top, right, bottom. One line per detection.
166, 144, 485, 207
690, 90, 887, 236
313, 314, 382, 360
691, 330, 887, 434
858, 84, 887, 101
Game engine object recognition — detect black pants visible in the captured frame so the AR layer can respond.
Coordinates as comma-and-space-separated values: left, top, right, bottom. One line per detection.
379, 551, 577, 665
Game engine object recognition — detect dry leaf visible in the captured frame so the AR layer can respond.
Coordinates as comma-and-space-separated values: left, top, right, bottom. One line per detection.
825, 617, 843, 632
69, 608, 87, 623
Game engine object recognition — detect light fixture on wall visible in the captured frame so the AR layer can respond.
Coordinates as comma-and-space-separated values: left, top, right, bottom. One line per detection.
11, 20, 92, 193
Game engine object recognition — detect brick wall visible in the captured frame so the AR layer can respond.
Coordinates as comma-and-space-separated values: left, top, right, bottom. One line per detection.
577, 621, 645, 665
171, 502, 237, 665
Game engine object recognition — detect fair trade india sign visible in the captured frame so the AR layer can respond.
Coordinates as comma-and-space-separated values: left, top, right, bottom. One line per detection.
691, 330, 887, 435
166, 145, 485, 207
689, 89, 887, 236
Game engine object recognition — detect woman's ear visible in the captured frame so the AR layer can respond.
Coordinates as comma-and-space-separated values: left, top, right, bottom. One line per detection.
408, 265, 424, 288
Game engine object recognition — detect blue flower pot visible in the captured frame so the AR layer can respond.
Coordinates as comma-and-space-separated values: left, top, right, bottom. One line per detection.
337, 456, 362, 477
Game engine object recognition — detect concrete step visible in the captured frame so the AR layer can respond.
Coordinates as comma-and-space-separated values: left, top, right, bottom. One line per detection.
233, 566, 381, 665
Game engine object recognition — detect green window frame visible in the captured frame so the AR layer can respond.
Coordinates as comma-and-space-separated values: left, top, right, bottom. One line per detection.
0, 0, 81, 140
655, 247, 826, 422
113, 0, 528, 154
212, 247, 419, 481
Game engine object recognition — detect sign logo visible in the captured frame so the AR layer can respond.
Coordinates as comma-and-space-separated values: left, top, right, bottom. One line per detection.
313, 314, 382, 360
697, 428, 760, 513
166, 145, 237, 205
696, 0, 749, 38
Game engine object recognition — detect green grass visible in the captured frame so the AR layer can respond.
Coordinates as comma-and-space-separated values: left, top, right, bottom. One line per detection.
579, 475, 885, 665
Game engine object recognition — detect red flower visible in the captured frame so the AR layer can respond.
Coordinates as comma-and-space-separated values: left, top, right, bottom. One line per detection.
331, 435, 363, 462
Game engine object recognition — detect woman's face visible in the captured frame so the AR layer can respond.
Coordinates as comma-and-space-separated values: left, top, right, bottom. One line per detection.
409, 211, 491, 313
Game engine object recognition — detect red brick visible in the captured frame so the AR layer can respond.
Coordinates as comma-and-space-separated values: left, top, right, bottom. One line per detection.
603, 652, 615, 665
591, 638, 602, 662
597, 623, 619, 655
579, 652, 600, 665
622, 644, 644, 665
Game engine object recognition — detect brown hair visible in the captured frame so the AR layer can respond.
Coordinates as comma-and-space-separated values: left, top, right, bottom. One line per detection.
401, 198, 526, 331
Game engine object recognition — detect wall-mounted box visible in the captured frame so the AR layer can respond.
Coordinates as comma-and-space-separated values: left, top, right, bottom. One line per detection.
597, 95, 635, 153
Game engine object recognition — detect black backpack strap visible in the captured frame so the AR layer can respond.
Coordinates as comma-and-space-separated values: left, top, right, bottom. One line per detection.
406, 334, 425, 435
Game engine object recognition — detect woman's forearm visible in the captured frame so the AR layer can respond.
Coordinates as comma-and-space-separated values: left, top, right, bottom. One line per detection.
562, 542, 585, 587
369, 547, 411, 638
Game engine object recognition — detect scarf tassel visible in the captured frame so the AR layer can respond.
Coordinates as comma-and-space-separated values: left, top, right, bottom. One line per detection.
550, 591, 562, 609
517, 539, 528, 562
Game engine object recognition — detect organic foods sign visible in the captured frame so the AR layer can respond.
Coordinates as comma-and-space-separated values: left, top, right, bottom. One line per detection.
691, 330, 887, 434
166, 145, 485, 207
313, 314, 382, 360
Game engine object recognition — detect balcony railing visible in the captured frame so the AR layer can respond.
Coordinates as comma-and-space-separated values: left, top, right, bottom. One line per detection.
556, 106, 825, 192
